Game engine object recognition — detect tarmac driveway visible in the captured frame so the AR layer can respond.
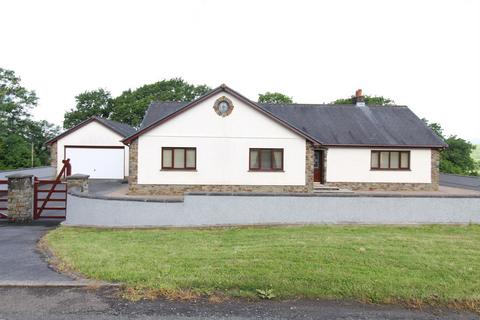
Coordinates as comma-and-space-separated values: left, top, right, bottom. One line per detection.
0, 220, 77, 284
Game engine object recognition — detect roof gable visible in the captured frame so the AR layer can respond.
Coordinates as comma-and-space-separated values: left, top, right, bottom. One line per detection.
47, 117, 136, 145
122, 85, 321, 144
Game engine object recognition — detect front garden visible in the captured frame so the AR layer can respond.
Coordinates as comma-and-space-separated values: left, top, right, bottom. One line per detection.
45, 225, 480, 309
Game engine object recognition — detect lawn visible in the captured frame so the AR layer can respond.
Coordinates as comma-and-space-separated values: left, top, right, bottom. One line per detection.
45, 225, 480, 306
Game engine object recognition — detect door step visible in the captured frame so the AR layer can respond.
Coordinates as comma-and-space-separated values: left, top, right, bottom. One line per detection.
313, 184, 353, 193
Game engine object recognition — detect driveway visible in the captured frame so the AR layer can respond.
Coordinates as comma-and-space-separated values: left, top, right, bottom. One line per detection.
440, 173, 480, 191
0, 220, 78, 284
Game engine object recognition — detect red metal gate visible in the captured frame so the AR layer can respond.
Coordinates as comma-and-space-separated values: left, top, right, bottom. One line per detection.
0, 180, 7, 220
33, 159, 71, 220
34, 178, 67, 220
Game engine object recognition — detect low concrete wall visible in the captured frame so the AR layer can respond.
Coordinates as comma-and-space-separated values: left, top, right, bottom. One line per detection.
65, 191, 480, 227
0, 166, 55, 180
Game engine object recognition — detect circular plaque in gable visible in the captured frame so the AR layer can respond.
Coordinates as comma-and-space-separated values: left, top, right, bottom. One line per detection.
213, 96, 234, 117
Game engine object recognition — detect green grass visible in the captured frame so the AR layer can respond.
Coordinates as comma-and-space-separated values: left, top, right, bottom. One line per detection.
45, 225, 480, 306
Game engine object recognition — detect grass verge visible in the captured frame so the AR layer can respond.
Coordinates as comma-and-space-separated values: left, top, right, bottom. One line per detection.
45, 225, 480, 310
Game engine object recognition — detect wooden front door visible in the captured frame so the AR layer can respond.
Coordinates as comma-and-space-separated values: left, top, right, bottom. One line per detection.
314, 150, 322, 183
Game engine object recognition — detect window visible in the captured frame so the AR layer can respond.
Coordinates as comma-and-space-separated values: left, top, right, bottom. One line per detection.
371, 150, 410, 170
249, 148, 283, 171
162, 147, 196, 170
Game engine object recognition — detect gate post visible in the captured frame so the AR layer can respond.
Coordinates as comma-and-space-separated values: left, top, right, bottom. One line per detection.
66, 174, 89, 193
7, 174, 34, 223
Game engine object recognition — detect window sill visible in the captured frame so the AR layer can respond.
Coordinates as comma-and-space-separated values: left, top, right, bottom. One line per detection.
370, 168, 411, 171
161, 169, 197, 172
248, 170, 285, 172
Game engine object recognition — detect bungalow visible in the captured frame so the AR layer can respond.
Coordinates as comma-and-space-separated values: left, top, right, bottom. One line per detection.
49, 84, 446, 194
121, 85, 446, 195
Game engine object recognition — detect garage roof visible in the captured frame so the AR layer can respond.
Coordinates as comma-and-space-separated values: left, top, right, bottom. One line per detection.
47, 117, 136, 145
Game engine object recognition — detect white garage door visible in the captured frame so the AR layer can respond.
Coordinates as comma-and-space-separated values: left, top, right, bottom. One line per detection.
65, 147, 124, 179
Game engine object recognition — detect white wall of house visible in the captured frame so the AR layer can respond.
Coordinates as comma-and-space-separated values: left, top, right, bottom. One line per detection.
326, 148, 432, 183
55, 121, 129, 177
137, 93, 307, 185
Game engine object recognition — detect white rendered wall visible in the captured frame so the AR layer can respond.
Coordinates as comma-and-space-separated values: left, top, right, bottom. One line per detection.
137, 93, 306, 185
326, 148, 431, 183
56, 121, 129, 177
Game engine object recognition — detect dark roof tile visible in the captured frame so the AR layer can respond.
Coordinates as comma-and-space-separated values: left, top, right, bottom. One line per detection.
132, 101, 446, 147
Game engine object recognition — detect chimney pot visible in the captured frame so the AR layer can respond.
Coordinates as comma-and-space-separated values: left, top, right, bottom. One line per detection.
355, 89, 365, 107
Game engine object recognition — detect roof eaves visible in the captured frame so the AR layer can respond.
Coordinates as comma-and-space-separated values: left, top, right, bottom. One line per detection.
122, 86, 225, 144
46, 117, 97, 145
122, 85, 323, 145
47, 116, 134, 145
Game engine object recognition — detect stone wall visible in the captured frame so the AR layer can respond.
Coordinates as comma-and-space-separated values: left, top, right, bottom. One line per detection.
128, 140, 315, 196
50, 141, 57, 170
327, 182, 435, 191
327, 149, 441, 191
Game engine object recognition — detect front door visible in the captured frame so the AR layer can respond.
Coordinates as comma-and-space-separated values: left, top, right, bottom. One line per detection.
314, 150, 322, 183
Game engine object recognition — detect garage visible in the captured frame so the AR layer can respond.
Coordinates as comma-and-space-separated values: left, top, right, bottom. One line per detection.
65, 146, 125, 179
47, 117, 136, 180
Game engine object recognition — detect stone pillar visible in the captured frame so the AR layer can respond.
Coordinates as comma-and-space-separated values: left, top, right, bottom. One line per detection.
431, 149, 440, 191
66, 174, 90, 193
305, 141, 315, 192
7, 174, 34, 223
128, 139, 138, 194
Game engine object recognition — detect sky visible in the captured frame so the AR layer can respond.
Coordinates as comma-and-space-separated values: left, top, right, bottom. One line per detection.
1, 0, 479, 142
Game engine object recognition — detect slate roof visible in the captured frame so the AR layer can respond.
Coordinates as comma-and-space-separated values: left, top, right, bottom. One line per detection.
47, 116, 136, 144
139, 102, 189, 130
135, 101, 446, 148
94, 117, 137, 137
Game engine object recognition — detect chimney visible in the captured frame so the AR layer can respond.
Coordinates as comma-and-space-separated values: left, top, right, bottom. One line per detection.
355, 89, 365, 107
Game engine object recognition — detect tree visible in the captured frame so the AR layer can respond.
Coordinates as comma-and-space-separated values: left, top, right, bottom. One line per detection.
0, 67, 59, 169
110, 78, 211, 127
423, 119, 477, 176
332, 95, 395, 106
0, 134, 32, 169
63, 89, 112, 129
258, 92, 293, 104
439, 136, 477, 175
0, 67, 38, 135
25, 120, 60, 166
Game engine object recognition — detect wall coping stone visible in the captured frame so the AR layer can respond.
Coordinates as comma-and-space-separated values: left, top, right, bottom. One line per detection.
69, 188, 480, 200
6, 173, 34, 179
67, 174, 90, 180
185, 192, 480, 199
68, 188, 184, 203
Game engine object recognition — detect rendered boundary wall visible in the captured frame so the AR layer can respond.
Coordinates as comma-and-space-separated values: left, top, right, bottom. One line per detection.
65, 191, 480, 227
